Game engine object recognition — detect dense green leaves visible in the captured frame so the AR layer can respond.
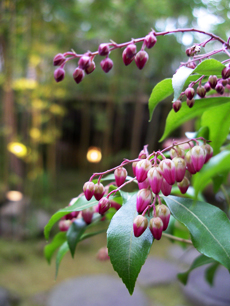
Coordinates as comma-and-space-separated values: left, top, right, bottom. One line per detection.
178, 254, 215, 284
160, 97, 230, 141
148, 78, 173, 121
164, 196, 230, 271
44, 196, 98, 240
193, 151, 230, 198
107, 194, 153, 295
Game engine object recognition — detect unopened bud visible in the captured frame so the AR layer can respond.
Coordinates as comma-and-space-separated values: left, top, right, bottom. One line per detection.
221, 79, 228, 86
186, 62, 196, 69
54, 67, 65, 82
59, 219, 72, 231
114, 167, 127, 187
122, 48, 134, 66
159, 159, 176, 185
132, 161, 138, 176
136, 188, 152, 213
173, 157, 186, 183
98, 197, 111, 215
125, 43, 137, 58
53, 53, 66, 66
197, 85, 206, 98
85, 60, 96, 74
185, 150, 197, 175
133, 215, 148, 237
191, 145, 206, 172
144, 32, 157, 49
138, 150, 147, 159
173, 100, 182, 112
97, 247, 110, 261
215, 82, 225, 95
94, 183, 105, 201
83, 181, 95, 200
138, 177, 150, 190
170, 146, 185, 159
187, 98, 194, 108
73, 67, 85, 84
82, 207, 94, 224
204, 82, 211, 92
149, 217, 163, 240
222, 66, 230, 79
160, 178, 172, 196
147, 167, 163, 195
100, 58, 113, 73
185, 87, 195, 100
98, 43, 110, 56
177, 177, 190, 194
208, 75, 218, 89
202, 144, 213, 163
156, 204, 170, 231
78, 55, 91, 69
136, 159, 152, 182
135, 51, 149, 70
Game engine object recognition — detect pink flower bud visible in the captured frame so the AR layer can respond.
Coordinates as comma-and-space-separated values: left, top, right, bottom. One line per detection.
98, 197, 111, 215
94, 183, 105, 201
53, 53, 66, 66
156, 204, 170, 231
191, 145, 206, 172
114, 167, 127, 187
138, 150, 147, 159
215, 82, 225, 95
83, 181, 95, 200
204, 82, 211, 92
73, 67, 85, 84
147, 167, 163, 194
122, 49, 134, 66
100, 58, 113, 73
144, 32, 157, 49
82, 207, 94, 224
138, 177, 150, 190
135, 51, 149, 70
78, 55, 91, 69
197, 85, 206, 98
221, 79, 228, 86
136, 188, 152, 213
149, 217, 163, 240
64, 198, 79, 219
98, 43, 110, 56
59, 219, 72, 231
136, 159, 152, 182
124, 43, 137, 59
173, 100, 182, 112
185, 87, 195, 100
208, 75, 218, 89
109, 200, 122, 211
97, 247, 110, 261
170, 146, 185, 159
202, 144, 213, 163
132, 161, 137, 176
172, 157, 186, 182
133, 215, 148, 237
85, 60, 96, 74
222, 66, 230, 79
186, 62, 196, 69
159, 159, 176, 185
177, 177, 190, 194
185, 150, 197, 174
187, 98, 195, 108
54, 67, 65, 82
160, 178, 172, 196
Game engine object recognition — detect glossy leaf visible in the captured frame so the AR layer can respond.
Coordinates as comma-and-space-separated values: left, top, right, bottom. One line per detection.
172, 66, 193, 102
193, 59, 225, 75
148, 78, 173, 121
160, 97, 230, 141
44, 196, 98, 240
44, 232, 66, 264
164, 196, 230, 271
201, 102, 230, 154
193, 151, 230, 198
56, 241, 69, 278
178, 254, 215, 285
107, 194, 153, 295
205, 262, 220, 285
67, 219, 88, 257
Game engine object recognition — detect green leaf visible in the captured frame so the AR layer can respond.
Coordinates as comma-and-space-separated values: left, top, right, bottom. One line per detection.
212, 172, 229, 193
56, 241, 69, 278
172, 66, 194, 102
205, 262, 220, 285
107, 194, 153, 295
193, 151, 230, 198
148, 78, 173, 121
192, 59, 225, 75
164, 196, 230, 271
44, 232, 66, 264
201, 102, 230, 154
67, 219, 88, 257
160, 97, 230, 141
44, 196, 98, 240
178, 254, 215, 285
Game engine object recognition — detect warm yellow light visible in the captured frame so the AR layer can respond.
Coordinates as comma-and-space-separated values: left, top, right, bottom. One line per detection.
30, 128, 41, 140
7, 142, 28, 158
86, 147, 102, 163
6, 191, 23, 202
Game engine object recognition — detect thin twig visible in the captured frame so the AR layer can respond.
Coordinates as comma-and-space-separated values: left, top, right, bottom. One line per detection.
162, 232, 193, 244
